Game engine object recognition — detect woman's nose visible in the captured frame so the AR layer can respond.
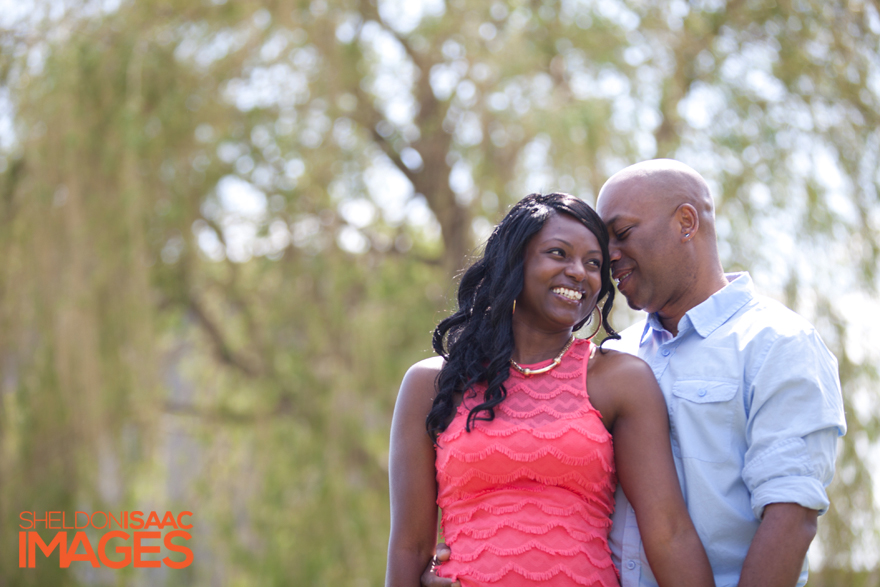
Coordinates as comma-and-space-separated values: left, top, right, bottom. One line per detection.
565, 259, 586, 280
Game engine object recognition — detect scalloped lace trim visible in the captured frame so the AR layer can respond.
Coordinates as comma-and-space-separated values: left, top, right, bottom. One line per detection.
449, 539, 611, 563
437, 465, 615, 491
440, 419, 611, 443
490, 401, 597, 420
443, 560, 615, 585
440, 443, 611, 467
438, 492, 615, 518
503, 381, 588, 399
440, 497, 613, 527
443, 518, 606, 543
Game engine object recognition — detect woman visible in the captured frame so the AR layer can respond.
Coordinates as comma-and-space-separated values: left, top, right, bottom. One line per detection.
386, 194, 713, 587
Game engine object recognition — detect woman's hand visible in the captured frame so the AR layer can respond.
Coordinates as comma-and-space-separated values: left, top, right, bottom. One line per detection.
419, 543, 459, 587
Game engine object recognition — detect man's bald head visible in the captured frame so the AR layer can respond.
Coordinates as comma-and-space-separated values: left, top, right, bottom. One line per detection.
596, 159, 728, 334
598, 159, 715, 232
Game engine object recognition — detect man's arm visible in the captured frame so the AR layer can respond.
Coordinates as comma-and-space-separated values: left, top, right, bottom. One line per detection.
737, 503, 817, 587
739, 327, 845, 586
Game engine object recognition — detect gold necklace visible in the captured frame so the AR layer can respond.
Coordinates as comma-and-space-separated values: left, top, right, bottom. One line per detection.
510, 335, 576, 376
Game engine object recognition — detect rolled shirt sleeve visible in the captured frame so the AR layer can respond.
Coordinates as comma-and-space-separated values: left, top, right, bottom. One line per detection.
742, 328, 846, 519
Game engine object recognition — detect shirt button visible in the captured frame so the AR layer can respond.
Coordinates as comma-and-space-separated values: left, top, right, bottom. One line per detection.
626, 560, 637, 570
661, 348, 671, 356
698, 389, 707, 397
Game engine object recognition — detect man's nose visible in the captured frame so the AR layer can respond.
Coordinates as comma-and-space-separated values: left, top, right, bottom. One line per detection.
608, 241, 621, 262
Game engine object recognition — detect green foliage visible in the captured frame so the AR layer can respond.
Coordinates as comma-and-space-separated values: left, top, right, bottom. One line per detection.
0, 0, 878, 585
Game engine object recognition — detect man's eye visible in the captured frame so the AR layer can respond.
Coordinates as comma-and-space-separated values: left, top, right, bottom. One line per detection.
616, 228, 631, 240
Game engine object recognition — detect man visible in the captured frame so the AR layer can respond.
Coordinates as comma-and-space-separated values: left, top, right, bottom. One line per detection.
421, 159, 846, 587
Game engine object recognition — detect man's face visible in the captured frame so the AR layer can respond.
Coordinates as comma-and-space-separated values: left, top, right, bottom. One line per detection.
596, 178, 682, 315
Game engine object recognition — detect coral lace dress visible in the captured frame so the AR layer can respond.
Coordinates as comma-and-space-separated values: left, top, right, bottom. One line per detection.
435, 339, 618, 587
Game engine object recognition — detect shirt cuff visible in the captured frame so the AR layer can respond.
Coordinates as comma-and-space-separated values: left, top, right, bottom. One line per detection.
750, 475, 830, 519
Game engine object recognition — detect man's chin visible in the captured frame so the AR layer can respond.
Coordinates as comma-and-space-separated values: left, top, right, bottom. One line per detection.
622, 294, 643, 311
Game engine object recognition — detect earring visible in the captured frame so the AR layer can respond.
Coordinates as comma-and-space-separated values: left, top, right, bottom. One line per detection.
512, 299, 516, 315
585, 307, 603, 340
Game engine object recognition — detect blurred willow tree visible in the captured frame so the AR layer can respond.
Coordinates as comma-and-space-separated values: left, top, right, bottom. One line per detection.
0, 0, 878, 585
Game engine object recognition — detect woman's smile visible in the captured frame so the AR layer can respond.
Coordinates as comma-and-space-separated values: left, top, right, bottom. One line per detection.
515, 212, 603, 331
551, 286, 584, 302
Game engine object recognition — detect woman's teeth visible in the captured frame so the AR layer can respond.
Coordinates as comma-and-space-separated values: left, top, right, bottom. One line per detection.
552, 287, 583, 301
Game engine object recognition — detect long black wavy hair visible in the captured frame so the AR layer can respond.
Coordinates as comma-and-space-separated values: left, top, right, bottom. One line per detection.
427, 193, 620, 442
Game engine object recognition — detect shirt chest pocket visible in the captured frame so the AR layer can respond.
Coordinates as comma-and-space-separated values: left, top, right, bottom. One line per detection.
669, 380, 739, 463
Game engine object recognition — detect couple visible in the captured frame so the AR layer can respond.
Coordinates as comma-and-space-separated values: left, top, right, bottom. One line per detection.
386, 160, 846, 587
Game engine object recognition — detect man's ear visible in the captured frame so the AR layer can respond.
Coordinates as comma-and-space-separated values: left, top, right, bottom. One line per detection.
676, 203, 699, 242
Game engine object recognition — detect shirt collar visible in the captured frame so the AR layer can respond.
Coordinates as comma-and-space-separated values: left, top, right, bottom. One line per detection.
641, 313, 663, 344
642, 271, 756, 341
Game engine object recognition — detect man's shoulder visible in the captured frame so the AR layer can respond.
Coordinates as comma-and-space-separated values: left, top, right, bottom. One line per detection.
600, 319, 647, 356
719, 272, 821, 341
724, 294, 838, 375
734, 294, 821, 340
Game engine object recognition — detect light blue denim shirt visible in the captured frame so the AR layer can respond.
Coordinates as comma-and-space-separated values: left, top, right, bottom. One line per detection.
605, 272, 846, 587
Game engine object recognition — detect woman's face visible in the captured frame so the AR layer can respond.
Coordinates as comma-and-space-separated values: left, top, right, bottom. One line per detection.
514, 212, 603, 334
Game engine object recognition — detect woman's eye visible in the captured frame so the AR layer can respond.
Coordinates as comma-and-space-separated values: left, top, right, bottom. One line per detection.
549, 248, 565, 257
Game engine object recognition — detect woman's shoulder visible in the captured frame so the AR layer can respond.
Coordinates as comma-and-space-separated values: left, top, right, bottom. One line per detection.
588, 346, 662, 406
400, 356, 446, 399
589, 346, 653, 383
405, 355, 445, 378
393, 356, 447, 424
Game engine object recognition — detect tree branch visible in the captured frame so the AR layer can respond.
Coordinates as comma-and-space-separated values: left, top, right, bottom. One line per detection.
187, 294, 264, 378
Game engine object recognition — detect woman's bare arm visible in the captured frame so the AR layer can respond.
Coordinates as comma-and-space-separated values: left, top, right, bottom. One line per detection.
591, 352, 715, 587
386, 357, 445, 587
